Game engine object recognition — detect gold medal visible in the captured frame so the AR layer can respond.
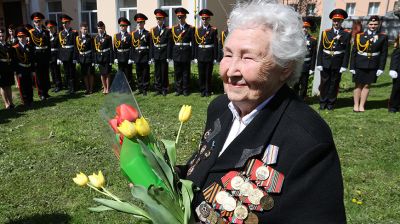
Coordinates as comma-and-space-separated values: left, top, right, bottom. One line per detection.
246, 212, 259, 224
255, 166, 270, 181
234, 204, 248, 220
248, 188, 264, 205
231, 176, 244, 190
260, 194, 274, 211
239, 182, 254, 197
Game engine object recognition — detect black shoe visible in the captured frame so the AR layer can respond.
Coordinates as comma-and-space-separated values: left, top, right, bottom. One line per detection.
6, 104, 15, 110
162, 91, 167, 96
53, 87, 61, 93
154, 91, 161, 96
200, 92, 205, 97
39, 95, 46, 101
327, 105, 334, 111
389, 108, 398, 113
319, 104, 326, 110
143, 91, 147, 96
205, 92, 211, 97
175, 92, 181, 96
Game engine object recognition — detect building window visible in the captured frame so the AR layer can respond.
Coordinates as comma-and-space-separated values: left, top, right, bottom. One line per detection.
160, 0, 182, 27
81, 0, 97, 34
306, 3, 316, 16
288, 4, 298, 11
47, 1, 62, 24
368, 2, 380, 15
119, 0, 137, 32
395, 1, 399, 10
346, 3, 356, 16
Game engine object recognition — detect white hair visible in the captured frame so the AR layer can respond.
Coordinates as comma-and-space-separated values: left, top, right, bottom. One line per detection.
228, 0, 307, 85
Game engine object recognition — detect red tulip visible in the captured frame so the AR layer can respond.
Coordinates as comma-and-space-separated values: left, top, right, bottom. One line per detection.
109, 118, 119, 133
116, 104, 139, 122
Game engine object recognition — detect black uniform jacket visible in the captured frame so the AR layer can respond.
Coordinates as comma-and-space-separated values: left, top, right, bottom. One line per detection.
182, 85, 346, 223
303, 34, 317, 73
75, 34, 94, 64
94, 33, 113, 64
149, 25, 171, 60
58, 28, 78, 62
49, 32, 60, 63
170, 23, 194, 62
0, 42, 14, 76
12, 42, 34, 74
194, 25, 218, 62
350, 31, 388, 70
390, 43, 400, 72
113, 31, 132, 63
130, 29, 151, 63
317, 28, 351, 70
218, 30, 228, 62
29, 27, 51, 62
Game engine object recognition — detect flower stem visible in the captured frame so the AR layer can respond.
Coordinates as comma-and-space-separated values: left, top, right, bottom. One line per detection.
86, 184, 122, 202
175, 122, 184, 144
102, 187, 122, 202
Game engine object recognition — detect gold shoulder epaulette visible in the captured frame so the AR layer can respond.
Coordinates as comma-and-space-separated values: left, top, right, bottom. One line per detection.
344, 29, 351, 33
324, 28, 331, 32
12, 43, 19, 48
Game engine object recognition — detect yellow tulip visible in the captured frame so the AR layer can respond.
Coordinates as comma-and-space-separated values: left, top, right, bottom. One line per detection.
73, 172, 89, 186
179, 105, 192, 123
117, 120, 137, 138
135, 117, 151, 136
88, 171, 105, 188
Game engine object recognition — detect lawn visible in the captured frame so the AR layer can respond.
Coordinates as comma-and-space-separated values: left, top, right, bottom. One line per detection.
0, 65, 399, 223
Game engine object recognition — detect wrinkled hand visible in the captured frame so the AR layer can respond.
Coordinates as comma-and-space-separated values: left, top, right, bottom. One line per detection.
350, 70, 356, 75
114, 59, 118, 64
339, 67, 347, 73
389, 70, 398, 79
309, 70, 314, 75
376, 70, 384, 77
128, 59, 134, 64
316, 66, 323, 71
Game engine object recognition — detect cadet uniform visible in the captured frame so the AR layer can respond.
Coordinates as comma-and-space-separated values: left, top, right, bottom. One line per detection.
75, 25, 95, 94
171, 7, 194, 96
94, 22, 113, 76
0, 36, 15, 87
150, 9, 171, 96
294, 17, 317, 100
316, 9, 351, 110
195, 9, 218, 97
29, 12, 51, 100
46, 20, 63, 92
389, 39, 400, 113
58, 14, 78, 94
131, 13, 151, 95
114, 17, 134, 89
218, 29, 228, 62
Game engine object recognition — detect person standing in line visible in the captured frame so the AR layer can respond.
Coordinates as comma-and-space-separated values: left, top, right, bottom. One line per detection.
194, 9, 218, 97
350, 15, 387, 112
316, 9, 351, 110
150, 9, 171, 96
0, 28, 15, 109
46, 20, 63, 93
94, 21, 113, 95
75, 22, 95, 95
218, 19, 229, 63
388, 35, 400, 113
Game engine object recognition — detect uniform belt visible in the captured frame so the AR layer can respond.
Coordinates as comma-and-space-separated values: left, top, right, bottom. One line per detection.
79, 50, 92, 55
97, 48, 110, 53
117, 48, 130, 52
323, 49, 344, 55
18, 63, 31, 68
304, 57, 311, 61
135, 46, 149, 50
35, 46, 48, 50
154, 43, 167, 48
175, 42, 191, 46
0, 58, 10, 62
51, 48, 58, 51
198, 44, 214, 48
62, 45, 74, 49
357, 51, 380, 57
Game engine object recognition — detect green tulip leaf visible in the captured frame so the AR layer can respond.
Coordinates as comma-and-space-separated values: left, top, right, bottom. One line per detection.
180, 179, 195, 224
88, 205, 114, 212
92, 198, 152, 221
161, 139, 177, 168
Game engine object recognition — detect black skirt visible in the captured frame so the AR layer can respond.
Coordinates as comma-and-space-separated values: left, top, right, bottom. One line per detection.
353, 68, 378, 84
0, 70, 15, 87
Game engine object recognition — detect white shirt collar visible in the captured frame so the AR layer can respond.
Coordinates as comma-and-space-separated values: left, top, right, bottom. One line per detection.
19, 42, 25, 48
367, 30, 375, 35
228, 95, 274, 125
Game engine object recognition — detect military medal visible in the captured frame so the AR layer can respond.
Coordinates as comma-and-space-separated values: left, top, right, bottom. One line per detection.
207, 210, 218, 224
248, 188, 264, 205
196, 201, 212, 222
231, 176, 245, 190
245, 212, 259, 224
260, 194, 274, 211
255, 166, 269, 181
233, 204, 248, 220
239, 181, 254, 197
215, 191, 230, 205
222, 196, 236, 212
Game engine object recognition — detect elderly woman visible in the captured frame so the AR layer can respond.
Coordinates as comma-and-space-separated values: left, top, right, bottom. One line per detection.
179, 0, 346, 223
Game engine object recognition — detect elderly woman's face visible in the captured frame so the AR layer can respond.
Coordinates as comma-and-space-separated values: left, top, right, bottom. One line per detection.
220, 27, 286, 107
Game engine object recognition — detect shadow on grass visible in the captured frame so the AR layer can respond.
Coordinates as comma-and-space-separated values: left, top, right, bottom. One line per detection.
5, 213, 70, 224
339, 81, 392, 93
334, 96, 389, 110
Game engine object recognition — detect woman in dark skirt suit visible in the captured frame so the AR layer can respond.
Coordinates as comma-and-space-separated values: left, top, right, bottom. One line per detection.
0, 28, 15, 109
350, 15, 388, 112
94, 21, 113, 94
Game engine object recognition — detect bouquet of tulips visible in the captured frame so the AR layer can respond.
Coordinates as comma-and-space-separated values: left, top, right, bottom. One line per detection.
73, 71, 195, 223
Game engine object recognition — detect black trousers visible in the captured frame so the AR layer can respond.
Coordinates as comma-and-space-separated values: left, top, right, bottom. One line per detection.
174, 61, 191, 94
154, 59, 169, 93
118, 62, 135, 90
389, 77, 400, 110
198, 61, 214, 95
35, 61, 50, 97
62, 61, 76, 92
319, 68, 341, 106
294, 71, 310, 99
17, 69, 33, 105
50, 62, 62, 88
136, 62, 150, 92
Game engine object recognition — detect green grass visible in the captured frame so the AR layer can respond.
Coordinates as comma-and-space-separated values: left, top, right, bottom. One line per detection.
0, 64, 400, 223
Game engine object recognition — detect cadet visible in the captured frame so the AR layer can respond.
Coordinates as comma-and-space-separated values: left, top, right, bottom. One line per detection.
131, 13, 151, 96
75, 22, 95, 95
0, 28, 15, 109
350, 15, 387, 112
114, 17, 134, 89
218, 19, 229, 62
29, 12, 51, 101
150, 9, 171, 96
94, 21, 113, 94
294, 17, 317, 100
194, 9, 218, 97
316, 9, 351, 110
171, 7, 194, 96
46, 20, 63, 92
389, 35, 400, 113
58, 14, 78, 94
12, 27, 34, 107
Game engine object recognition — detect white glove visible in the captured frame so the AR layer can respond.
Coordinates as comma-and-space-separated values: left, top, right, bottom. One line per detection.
213, 59, 217, 64
95, 64, 99, 68
72, 60, 77, 64
350, 70, 356, 75
91, 63, 95, 67
109, 63, 113, 65
148, 59, 154, 65
128, 59, 134, 64
316, 66, 323, 71
389, 70, 398, 79
376, 69, 384, 77
166, 59, 171, 63
114, 59, 118, 64
192, 59, 198, 64
309, 70, 314, 75
339, 67, 347, 73
57, 59, 62, 65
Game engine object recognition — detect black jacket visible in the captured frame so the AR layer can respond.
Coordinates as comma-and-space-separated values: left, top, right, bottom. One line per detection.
49, 32, 60, 63
194, 25, 218, 62
130, 29, 151, 63
317, 28, 351, 69
149, 25, 171, 60
113, 31, 132, 63
303, 34, 317, 72
58, 28, 78, 62
75, 33, 94, 64
170, 23, 194, 62
29, 27, 51, 63
94, 33, 113, 64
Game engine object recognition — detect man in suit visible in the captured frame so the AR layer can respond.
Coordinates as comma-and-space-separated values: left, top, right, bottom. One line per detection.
179, 1, 346, 223
46, 20, 63, 93
293, 17, 317, 100
131, 13, 151, 96
171, 7, 194, 96
150, 9, 171, 96
316, 9, 351, 110
194, 9, 218, 97
29, 12, 51, 100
